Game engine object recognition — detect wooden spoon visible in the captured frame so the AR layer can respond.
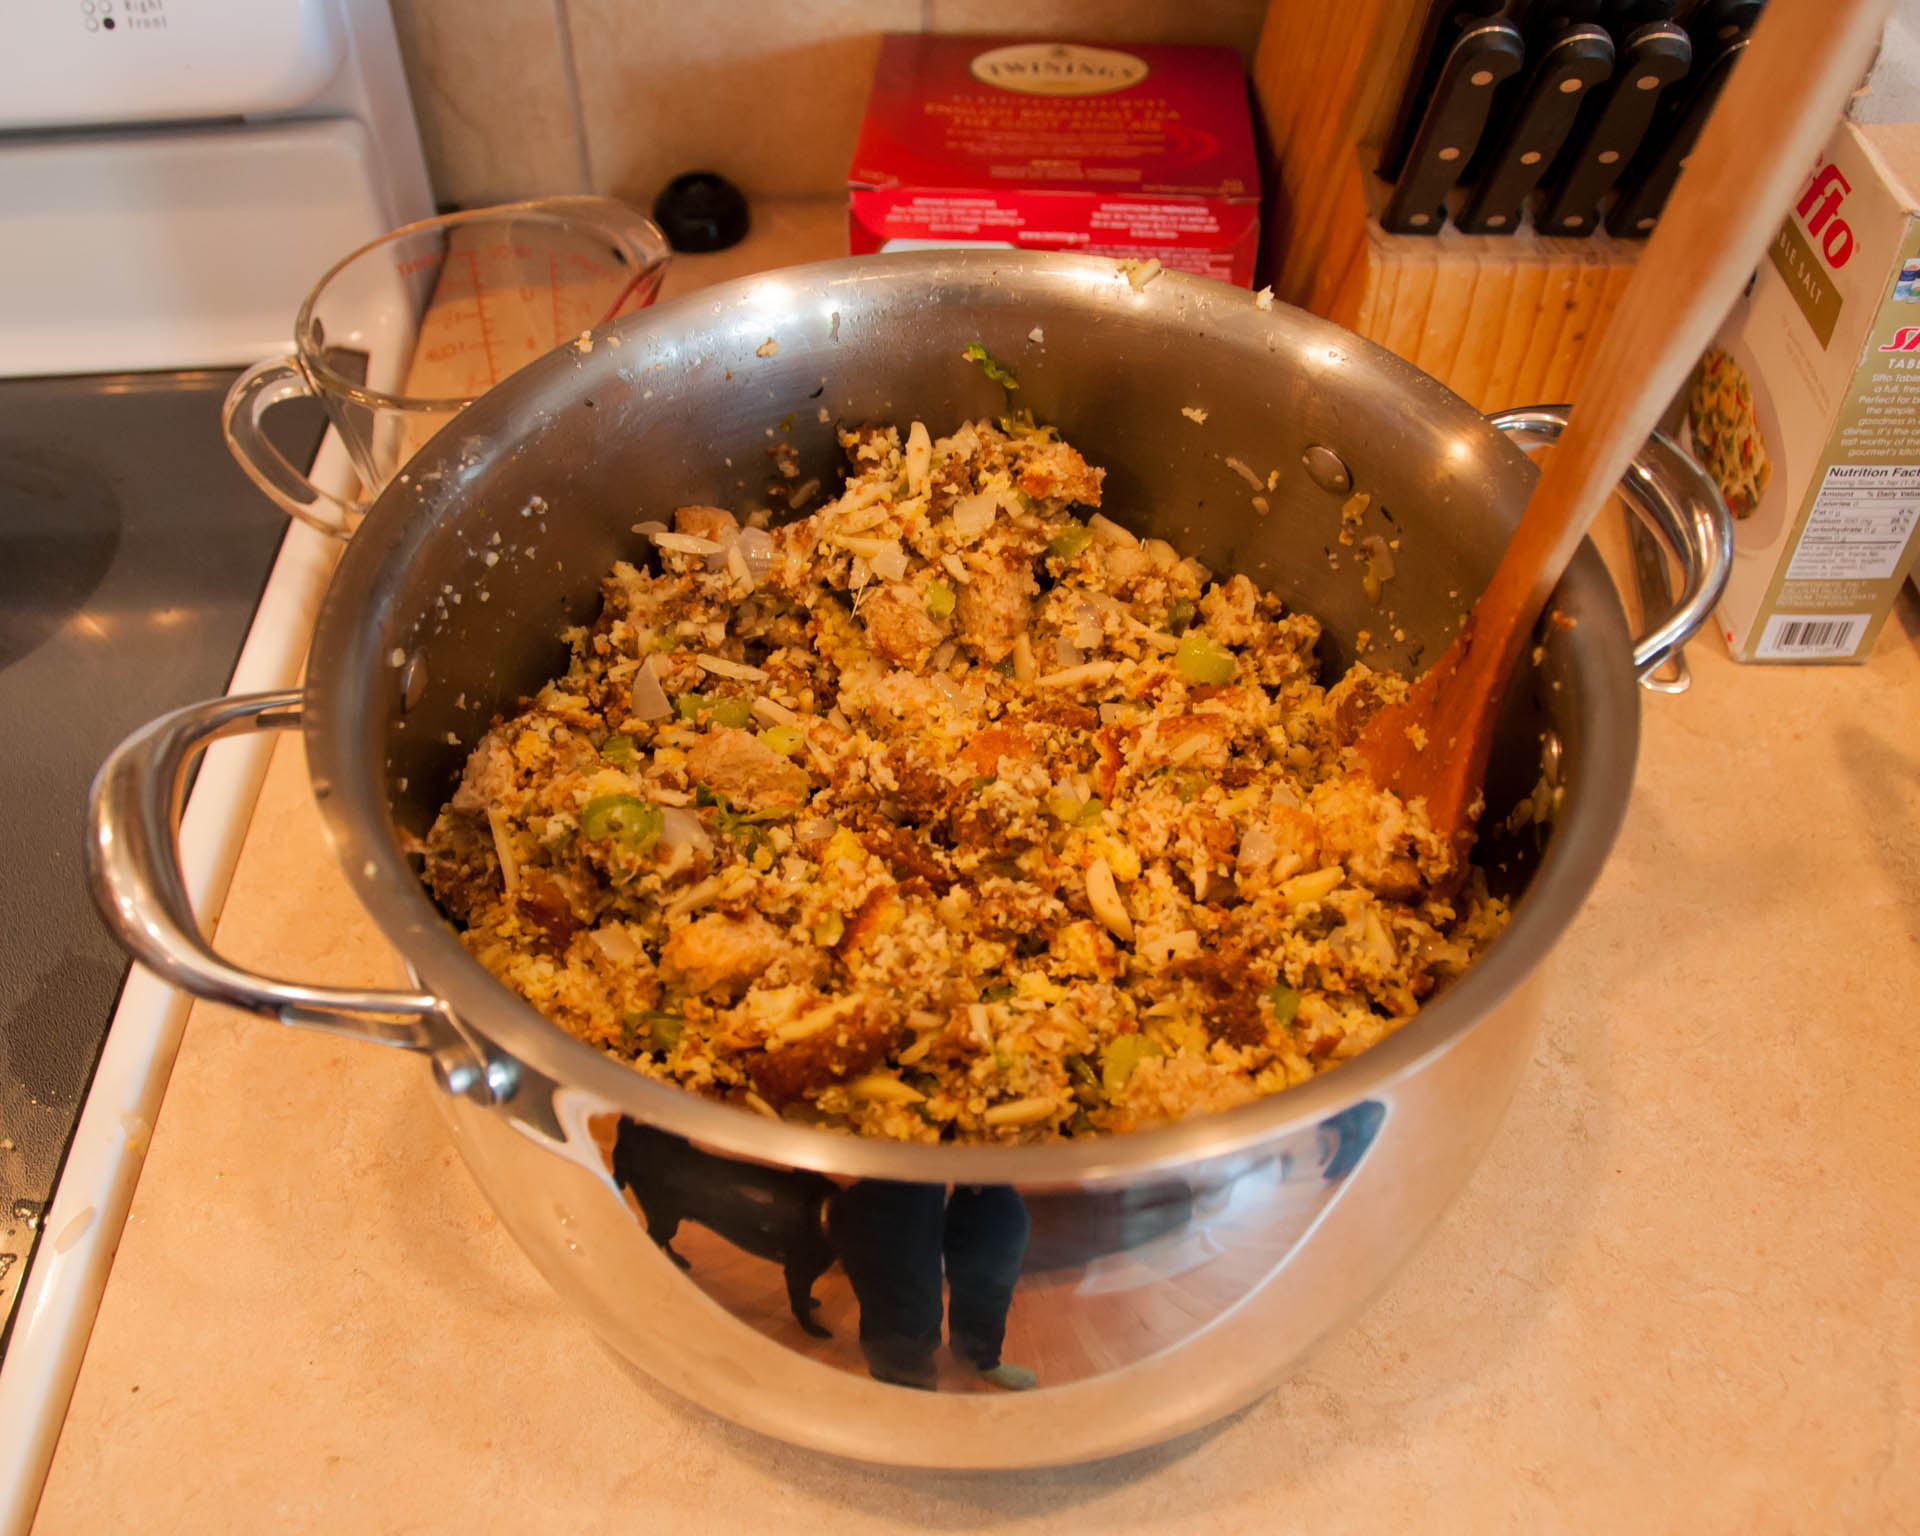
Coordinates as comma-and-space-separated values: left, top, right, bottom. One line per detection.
1356, 0, 1890, 860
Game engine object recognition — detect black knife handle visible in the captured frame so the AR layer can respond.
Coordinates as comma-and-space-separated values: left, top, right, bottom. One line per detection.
1687, 0, 1766, 53
1381, 0, 1510, 183
1458, 25, 1617, 234
1607, 34, 1746, 236
1382, 20, 1529, 234
1599, 0, 1677, 35
1541, 21, 1692, 235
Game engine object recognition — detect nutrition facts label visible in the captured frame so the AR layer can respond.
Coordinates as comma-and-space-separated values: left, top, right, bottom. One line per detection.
1785, 465, 1920, 581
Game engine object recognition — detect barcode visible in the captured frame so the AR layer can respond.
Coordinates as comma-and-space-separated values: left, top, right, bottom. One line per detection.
1757, 613, 1870, 658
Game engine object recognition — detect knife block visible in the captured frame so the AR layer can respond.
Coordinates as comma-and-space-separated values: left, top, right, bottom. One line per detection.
1252, 0, 1644, 413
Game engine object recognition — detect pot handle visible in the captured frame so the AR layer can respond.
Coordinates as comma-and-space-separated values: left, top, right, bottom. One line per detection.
1487, 405, 1734, 688
86, 691, 494, 1084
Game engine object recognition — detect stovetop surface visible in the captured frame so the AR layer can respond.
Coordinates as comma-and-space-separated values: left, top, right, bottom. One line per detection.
0, 369, 321, 1353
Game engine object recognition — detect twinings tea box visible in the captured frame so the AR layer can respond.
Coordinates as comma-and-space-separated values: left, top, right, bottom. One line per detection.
848, 35, 1261, 285
1701, 119, 1920, 662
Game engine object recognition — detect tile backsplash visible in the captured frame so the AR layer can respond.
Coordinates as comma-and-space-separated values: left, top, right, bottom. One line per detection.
389, 0, 1268, 214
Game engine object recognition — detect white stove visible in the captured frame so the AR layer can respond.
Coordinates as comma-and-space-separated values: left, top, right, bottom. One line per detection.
0, 4, 430, 1527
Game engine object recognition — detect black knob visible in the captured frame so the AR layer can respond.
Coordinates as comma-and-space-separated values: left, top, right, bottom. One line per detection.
651, 172, 750, 254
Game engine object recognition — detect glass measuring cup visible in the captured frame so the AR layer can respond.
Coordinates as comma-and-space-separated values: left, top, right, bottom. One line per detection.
222, 197, 671, 538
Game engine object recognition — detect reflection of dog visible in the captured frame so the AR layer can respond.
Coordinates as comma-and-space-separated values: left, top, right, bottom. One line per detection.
610, 1119, 839, 1338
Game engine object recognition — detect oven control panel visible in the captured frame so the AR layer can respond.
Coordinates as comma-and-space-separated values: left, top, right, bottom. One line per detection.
0, 0, 345, 128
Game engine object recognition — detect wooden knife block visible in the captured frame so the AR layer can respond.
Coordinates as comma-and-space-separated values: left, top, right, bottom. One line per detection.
1253, 0, 1643, 414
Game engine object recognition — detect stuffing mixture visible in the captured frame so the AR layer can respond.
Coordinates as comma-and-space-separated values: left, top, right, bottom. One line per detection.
422, 419, 1508, 1142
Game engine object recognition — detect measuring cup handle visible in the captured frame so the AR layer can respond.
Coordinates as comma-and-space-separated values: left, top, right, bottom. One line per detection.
221, 356, 363, 540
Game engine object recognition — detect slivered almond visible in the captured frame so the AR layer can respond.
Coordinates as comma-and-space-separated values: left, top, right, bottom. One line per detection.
849, 1074, 926, 1105
651, 531, 723, 555
1038, 660, 1117, 689
1280, 866, 1344, 906
1087, 857, 1134, 941
984, 1096, 1058, 1128
695, 653, 769, 682
486, 809, 520, 898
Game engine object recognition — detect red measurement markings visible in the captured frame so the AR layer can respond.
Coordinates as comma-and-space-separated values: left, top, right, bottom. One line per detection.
467, 250, 500, 388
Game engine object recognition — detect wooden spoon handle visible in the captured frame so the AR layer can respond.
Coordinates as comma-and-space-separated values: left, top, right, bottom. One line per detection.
1360, 0, 1890, 846
1476, 0, 1891, 648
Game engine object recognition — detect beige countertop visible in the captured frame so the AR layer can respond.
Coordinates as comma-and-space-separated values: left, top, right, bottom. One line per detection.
33, 204, 1920, 1532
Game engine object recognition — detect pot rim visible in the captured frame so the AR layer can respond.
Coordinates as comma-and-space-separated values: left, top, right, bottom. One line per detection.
306, 250, 1640, 1187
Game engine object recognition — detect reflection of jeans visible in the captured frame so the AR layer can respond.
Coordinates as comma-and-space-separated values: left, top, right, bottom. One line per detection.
833, 1181, 1030, 1387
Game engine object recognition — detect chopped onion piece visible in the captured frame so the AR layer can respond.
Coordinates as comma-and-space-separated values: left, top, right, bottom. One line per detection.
658, 806, 712, 856
1071, 601, 1104, 651
838, 533, 893, 560
1087, 513, 1138, 548
628, 663, 672, 721
752, 696, 799, 727
1237, 824, 1277, 870
735, 525, 777, 581
951, 493, 997, 537
930, 672, 965, 707
870, 542, 909, 582
1054, 635, 1085, 669
1011, 632, 1037, 683
588, 925, 644, 965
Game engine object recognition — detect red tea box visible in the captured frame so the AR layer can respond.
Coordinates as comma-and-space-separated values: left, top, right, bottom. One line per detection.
849, 34, 1261, 286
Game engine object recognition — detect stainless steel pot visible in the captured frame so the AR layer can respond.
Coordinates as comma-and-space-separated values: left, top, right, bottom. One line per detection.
89, 253, 1731, 1467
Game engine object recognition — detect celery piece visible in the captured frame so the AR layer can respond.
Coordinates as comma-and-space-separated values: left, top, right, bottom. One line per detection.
581, 794, 662, 851
1047, 522, 1092, 560
963, 340, 1020, 392
1174, 633, 1235, 685
1100, 1033, 1164, 1097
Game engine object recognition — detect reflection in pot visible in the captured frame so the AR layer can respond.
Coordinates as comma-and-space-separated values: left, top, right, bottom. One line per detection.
592, 1099, 1383, 1394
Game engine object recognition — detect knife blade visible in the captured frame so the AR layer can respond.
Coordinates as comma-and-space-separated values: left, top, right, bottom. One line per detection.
1606, 33, 1746, 236
1540, 21, 1692, 235
1457, 24, 1617, 234
1382, 19, 1528, 235
1381, 0, 1510, 184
